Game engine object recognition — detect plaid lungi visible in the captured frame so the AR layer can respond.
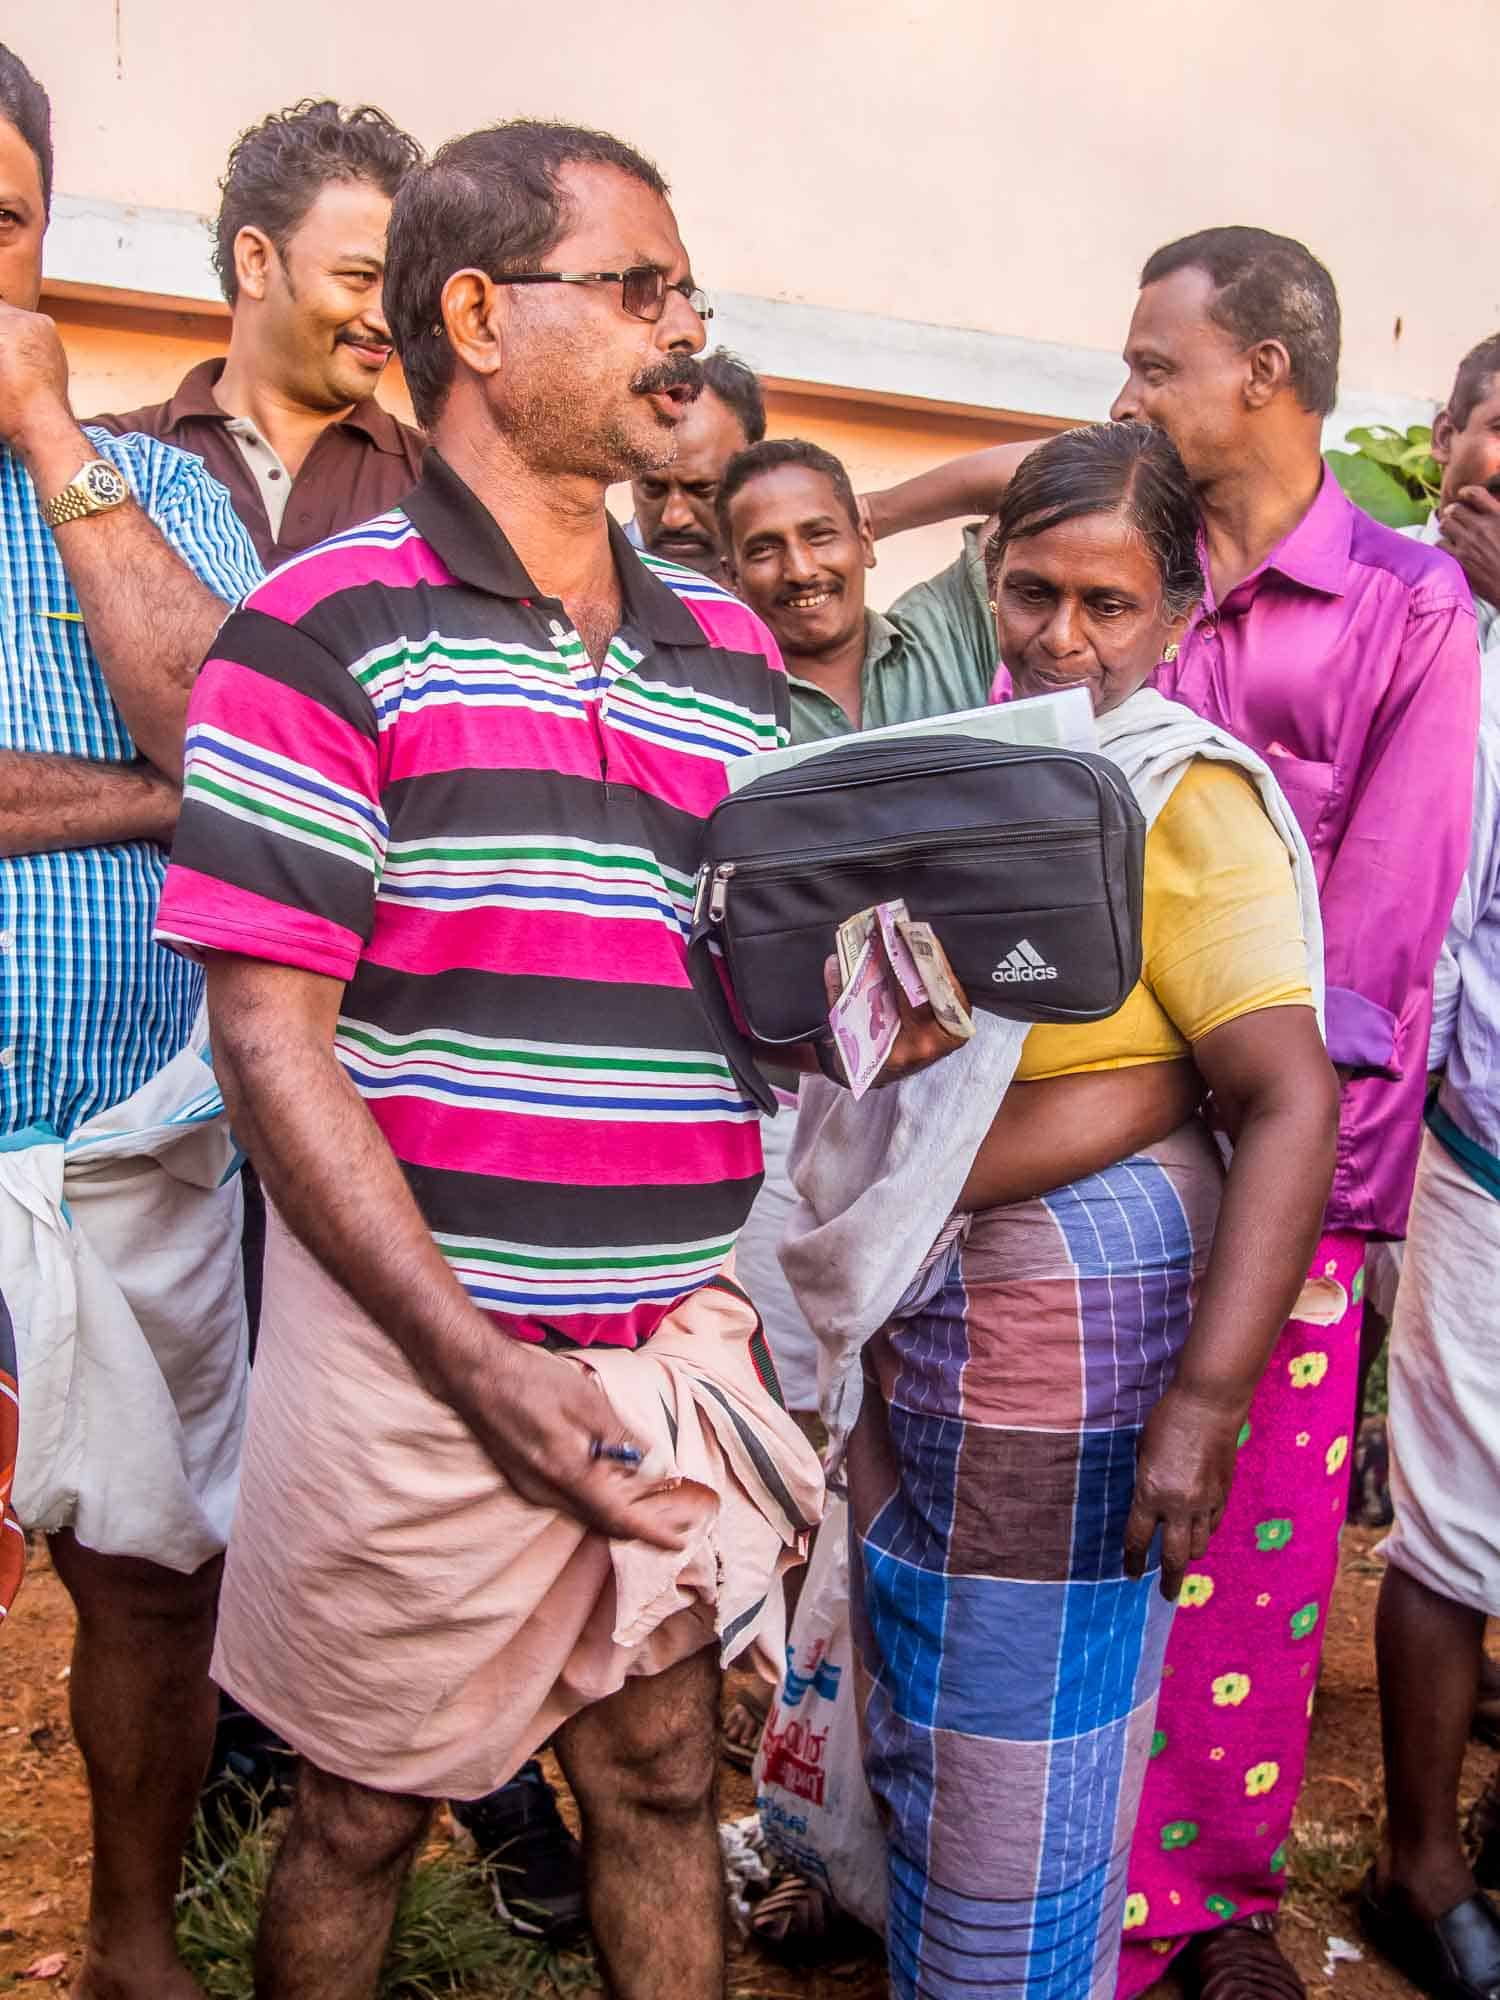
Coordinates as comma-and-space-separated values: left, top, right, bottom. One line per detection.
846, 1124, 1223, 1999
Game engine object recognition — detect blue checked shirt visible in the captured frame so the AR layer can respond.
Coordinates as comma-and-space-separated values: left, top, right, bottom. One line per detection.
0, 427, 262, 1137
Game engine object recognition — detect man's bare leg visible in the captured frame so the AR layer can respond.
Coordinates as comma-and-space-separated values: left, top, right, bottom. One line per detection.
555, 1644, 724, 2000
254, 1762, 432, 2000
47, 1531, 221, 2000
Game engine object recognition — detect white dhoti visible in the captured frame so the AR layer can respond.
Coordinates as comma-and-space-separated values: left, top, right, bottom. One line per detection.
1380, 1128, 1500, 1614
4, 1024, 248, 1573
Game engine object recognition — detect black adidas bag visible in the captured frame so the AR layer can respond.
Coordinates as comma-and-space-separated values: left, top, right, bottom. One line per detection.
687, 733, 1145, 1115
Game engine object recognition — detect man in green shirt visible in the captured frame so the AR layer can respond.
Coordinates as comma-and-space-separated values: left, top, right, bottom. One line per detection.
717, 437, 996, 737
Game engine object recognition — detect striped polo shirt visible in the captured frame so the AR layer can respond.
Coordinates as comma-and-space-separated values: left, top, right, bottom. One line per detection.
157, 450, 789, 1348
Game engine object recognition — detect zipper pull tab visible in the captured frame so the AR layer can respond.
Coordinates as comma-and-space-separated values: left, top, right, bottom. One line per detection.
707, 862, 735, 923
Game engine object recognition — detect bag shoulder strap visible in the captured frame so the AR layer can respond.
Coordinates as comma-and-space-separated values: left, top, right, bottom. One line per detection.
686, 916, 779, 1117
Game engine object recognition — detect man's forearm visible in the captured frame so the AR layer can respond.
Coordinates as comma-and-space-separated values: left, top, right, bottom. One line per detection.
0, 750, 179, 855
864, 439, 1042, 542
21, 411, 230, 778
209, 978, 508, 1427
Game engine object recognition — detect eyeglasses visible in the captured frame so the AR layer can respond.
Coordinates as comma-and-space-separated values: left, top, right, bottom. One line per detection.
490, 267, 713, 323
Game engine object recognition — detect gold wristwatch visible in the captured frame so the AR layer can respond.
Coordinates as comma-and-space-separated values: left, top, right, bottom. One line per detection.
41, 458, 131, 529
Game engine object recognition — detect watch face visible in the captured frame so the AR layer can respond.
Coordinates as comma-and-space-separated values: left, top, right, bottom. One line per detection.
81, 461, 129, 507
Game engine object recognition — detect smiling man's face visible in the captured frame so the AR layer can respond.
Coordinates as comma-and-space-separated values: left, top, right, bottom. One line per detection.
722, 462, 873, 663
256, 179, 399, 413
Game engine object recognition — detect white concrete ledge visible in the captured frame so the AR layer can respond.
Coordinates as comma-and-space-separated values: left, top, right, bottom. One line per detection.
45, 193, 1435, 444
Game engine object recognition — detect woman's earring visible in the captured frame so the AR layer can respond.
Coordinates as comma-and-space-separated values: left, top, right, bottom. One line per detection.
988, 600, 998, 614
1161, 643, 1179, 664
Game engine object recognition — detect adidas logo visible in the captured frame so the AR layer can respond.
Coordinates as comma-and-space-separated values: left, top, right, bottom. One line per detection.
992, 938, 1059, 984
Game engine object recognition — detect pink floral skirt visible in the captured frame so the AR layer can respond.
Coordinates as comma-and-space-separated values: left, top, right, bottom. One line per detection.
1115, 1230, 1364, 1995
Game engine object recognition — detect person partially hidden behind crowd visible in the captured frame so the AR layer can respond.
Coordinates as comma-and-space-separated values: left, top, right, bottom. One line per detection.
1362, 333, 1500, 2000
152, 119, 966, 2000
95, 98, 424, 569
1108, 229, 1479, 2000
0, 38, 264, 2000
780, 419, 1338, 1999
627, 346, 764, 579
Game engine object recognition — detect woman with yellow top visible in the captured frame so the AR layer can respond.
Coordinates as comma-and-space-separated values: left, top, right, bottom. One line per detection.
838, 423, 1338, 2000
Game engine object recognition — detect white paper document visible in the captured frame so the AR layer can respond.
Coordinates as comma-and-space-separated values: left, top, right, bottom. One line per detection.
727, 686, 1098, 793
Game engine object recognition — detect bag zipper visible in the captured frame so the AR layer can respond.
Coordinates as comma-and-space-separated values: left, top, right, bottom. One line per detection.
703, 822, 1097, 923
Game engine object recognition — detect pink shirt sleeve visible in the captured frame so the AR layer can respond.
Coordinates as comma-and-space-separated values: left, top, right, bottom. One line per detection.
1320, 598, 1479, 1075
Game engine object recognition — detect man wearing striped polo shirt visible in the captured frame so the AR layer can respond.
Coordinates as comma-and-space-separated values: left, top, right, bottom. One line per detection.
156, 120, 959, 1999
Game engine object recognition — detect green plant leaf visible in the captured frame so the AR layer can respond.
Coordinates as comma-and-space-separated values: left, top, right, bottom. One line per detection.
1405, 425, 1434, 448
1343, 426, 1409, 467
1325, 451, 1430, 528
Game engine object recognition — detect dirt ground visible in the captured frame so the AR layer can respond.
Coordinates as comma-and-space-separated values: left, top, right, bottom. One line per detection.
1, 1529, 1490, 1997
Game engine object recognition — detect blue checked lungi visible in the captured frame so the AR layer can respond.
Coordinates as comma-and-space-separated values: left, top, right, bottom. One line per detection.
845, 1122, 1223, 1999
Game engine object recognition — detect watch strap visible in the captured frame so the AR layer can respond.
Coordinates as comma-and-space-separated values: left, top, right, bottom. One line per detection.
42, 484, 96, 528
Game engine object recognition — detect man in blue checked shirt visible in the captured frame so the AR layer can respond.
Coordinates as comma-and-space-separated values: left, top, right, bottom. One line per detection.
0, 42, 261, 2000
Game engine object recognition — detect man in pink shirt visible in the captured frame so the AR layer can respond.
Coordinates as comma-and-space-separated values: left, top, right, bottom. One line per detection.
1108, 227, 1479, 2000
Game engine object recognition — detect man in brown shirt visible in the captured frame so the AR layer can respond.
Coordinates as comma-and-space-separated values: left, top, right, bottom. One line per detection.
94, 98, 424, 566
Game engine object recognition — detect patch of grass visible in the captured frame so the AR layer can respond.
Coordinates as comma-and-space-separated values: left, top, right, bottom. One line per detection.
1285, 1815, 1379, 1902
176, 1797, 598, 1999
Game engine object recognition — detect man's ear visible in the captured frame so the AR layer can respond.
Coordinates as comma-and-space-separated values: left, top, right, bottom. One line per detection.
1244, 336, 1294, 411
1431, 407, 1456, 467
858, 511, 877, 570
233, 226, 276, 304
440, 269, 507, 386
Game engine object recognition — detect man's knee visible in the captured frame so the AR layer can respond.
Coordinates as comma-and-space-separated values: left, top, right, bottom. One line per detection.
289, 1763, 433, 1880
569, 1658, 720, 1821
50, 1531, 222, 1636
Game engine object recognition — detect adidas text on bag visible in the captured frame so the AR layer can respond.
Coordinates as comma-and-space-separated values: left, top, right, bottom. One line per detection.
992, 939, 1059, 984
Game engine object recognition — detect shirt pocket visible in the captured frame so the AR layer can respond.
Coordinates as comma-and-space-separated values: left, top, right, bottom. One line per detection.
1262, 749, 1340, 857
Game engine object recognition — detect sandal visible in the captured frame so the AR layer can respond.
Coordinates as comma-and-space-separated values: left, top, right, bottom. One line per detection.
1359, 1868, 1500, 1999
721, 1687, 771, 1772
1176, 1911, 1305, 1998
750, 1867, 862, 1965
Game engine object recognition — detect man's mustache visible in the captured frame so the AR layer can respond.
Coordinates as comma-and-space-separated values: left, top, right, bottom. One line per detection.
629, 355, 706, 400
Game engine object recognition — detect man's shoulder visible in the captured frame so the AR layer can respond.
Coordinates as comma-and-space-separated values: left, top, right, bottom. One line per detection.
79, 424, 215, 511
242, 505, 430, 631
1346, 499, 1472, 614
88, 394, 180, 444
632, 548, 786, 672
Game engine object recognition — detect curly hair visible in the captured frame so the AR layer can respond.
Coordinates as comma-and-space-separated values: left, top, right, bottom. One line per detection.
985, 422, 1204, 623
213, 98, 422, 304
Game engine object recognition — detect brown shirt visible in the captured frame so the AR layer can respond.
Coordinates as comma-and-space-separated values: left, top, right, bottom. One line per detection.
92, 358, 425, 569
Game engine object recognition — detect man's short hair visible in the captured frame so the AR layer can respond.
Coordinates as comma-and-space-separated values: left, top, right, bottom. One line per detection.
384, 120, 669, 430
1140, 225, 1341, 417
716, 438, 857, 543
700, 351, 766, 446
1446, 333, 1500, 432
0, 43, 52, 215
213, 99, 423, 305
